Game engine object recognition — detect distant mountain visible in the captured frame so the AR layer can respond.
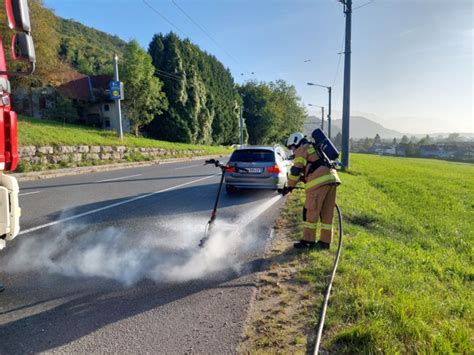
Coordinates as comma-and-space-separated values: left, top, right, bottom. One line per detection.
303, 116, 322, 136
303, 115, 403, 139
332, 116, 403, 139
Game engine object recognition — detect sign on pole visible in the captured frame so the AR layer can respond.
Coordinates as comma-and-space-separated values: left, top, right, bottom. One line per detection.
109, 80, 121, 100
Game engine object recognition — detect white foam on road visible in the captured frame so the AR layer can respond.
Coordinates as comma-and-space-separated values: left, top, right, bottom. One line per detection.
4, 193, 283, 285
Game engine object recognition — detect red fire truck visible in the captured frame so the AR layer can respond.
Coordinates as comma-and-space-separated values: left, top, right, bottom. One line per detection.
0, 0, 36, 250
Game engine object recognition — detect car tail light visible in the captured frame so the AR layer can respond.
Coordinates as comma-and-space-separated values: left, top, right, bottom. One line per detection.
224, 165, 235, 173
266, 165, 280, 174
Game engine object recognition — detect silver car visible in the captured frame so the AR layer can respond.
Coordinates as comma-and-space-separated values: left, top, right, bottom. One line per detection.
224, 145, 292, 193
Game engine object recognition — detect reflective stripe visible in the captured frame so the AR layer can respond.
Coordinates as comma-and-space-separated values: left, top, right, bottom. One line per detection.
321, 223, 333, 230
302, 221, 317, 229
294, 156, 307, 166
305, 174, 339, 190
288, 174, 300, 181
308, 146, 316, 154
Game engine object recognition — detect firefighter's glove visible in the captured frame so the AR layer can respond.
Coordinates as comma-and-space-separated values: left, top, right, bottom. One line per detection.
281, 186, 294, 196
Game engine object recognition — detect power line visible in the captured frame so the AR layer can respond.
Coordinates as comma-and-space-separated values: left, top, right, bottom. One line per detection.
353, 0, 374, 10
169, 0, 249, 73
155, 68, 182, 80
332, 31, 345, 87
142, 0, 189, 38
155, 71, 182, 82
119, 56, 184, 81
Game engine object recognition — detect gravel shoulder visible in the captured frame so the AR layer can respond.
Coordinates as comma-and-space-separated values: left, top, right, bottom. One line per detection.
238, 193, 319, 354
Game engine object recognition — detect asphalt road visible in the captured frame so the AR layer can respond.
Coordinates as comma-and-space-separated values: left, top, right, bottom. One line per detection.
0, 159, 285, 354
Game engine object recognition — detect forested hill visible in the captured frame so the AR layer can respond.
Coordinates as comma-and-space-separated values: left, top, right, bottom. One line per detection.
57, 18, 127, 76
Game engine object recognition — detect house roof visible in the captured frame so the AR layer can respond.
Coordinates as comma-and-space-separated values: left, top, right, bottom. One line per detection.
90, 75, 111, 90
57, 74, 112, 101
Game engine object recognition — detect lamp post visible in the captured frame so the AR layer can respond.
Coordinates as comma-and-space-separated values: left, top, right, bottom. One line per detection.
307, 104, 324, 131
307, 82, 332, 138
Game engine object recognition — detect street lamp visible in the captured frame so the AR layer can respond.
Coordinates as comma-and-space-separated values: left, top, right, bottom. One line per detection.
307, 104, 325, 131
307, 82, 332, 138
239, 93, 245, 146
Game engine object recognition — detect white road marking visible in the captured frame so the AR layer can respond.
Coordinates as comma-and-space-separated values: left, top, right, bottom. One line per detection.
19, 191, 41, 197
97, 174, 142, 182
173, 164, 203, 170
19, 175, 217, 236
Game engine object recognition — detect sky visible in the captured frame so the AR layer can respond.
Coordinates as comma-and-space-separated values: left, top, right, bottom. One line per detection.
43, 0, 473, 134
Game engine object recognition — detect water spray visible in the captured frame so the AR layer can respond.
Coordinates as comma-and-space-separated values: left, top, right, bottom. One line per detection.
199, 159, 248, 247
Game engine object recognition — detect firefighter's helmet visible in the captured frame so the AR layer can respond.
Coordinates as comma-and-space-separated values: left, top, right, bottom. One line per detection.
286, 132, 305, 149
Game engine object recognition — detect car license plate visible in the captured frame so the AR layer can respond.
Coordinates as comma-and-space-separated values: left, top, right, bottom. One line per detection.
243, 167, 262, 174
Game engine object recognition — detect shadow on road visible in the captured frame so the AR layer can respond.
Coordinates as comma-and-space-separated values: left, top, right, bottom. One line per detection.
20, 174, 215, 191
0, 249, 299, 354
29, 182, 278, 228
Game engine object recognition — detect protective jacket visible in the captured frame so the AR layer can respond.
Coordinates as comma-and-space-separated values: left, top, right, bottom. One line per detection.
287, 142, 341, 244
287, 142, 340, 190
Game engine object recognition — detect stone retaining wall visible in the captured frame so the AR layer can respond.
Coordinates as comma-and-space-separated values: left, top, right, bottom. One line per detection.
18, 145, 205, 165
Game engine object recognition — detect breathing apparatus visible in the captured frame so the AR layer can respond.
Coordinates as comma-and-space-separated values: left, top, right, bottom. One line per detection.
311, 128, 340, 169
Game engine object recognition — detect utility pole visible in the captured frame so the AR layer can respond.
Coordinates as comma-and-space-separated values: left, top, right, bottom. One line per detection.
239, 105, 244, 146
321, 106, 325, 131
328, 86, 332, 138
340, 0, 352, 169
113, 53, 124, 141
308, 103, 325, 131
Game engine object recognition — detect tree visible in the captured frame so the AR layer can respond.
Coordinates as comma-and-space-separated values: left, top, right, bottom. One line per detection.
362, 137, 373, 150
374, 133, 382, 144
447, 133, 460, 142
120, 40, 168, 136
401, 135, 409, 144
147, 32, 240, 144
238, 80, 306, 145
392, 138, 398, 145
418, 134, 432, 146
45, 95, 78, 123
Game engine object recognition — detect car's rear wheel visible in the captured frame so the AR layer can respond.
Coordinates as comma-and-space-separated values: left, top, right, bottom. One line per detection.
226, 185, 237, 194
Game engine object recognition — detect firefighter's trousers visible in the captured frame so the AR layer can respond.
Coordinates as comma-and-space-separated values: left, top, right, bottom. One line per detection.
303, 184, 337, 244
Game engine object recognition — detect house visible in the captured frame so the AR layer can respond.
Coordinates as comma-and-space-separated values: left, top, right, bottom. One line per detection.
57, 74, 130, 132
370, 143, 397, 156
419, 145, 454, 159
11, 74, 129, 133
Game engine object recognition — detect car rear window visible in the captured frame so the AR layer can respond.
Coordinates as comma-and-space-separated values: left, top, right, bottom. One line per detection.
230, 149, 275, 163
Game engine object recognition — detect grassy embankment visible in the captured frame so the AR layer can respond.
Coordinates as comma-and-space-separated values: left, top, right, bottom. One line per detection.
297, 154, 473, 353
247, 154, 473, 353
17, 116, 231, 171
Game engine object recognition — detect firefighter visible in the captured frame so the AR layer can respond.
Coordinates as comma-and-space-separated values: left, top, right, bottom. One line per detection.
282, 132, 341, 249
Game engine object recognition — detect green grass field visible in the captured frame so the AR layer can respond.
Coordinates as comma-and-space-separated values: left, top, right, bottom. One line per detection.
17, 116, 231, 155
287, 154, 473, 353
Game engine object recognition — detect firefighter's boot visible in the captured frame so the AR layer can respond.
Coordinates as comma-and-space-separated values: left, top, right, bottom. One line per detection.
293, 240, 316, 249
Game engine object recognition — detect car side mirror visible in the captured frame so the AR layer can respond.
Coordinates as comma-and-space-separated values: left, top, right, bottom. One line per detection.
6, 0, 31, 33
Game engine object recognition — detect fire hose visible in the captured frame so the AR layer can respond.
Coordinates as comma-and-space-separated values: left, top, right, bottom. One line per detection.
312, 203, 343, 354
